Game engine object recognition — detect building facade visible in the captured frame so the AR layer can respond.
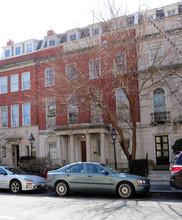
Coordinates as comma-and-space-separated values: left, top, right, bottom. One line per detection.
0, 2, 182, 170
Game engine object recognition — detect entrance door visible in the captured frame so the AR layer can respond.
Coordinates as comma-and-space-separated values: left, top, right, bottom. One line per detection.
155, 136, 169, 165
12, 145, 19, 167
81, 141, 86, 162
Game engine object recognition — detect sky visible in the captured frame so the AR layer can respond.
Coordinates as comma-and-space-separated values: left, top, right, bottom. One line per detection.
0, 0, 180, 55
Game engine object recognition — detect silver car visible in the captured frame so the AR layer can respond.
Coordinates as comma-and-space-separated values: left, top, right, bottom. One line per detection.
0, 166, 46, 193
46, 162, 150, 198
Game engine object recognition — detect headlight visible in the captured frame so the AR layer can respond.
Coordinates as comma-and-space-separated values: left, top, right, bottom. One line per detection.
136, 179, 146, 184
24, 178, 33, 182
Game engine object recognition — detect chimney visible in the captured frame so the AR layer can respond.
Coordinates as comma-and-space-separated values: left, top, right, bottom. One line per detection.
47, 30, 56, 36
7, 39, 14, 46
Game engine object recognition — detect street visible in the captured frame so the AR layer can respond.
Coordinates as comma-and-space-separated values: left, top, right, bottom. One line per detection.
0, 190, 181, 220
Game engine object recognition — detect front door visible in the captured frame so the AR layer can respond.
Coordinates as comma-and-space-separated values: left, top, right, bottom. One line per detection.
81, 141, 86, 162
12, 145, 19, 167
155, 136, 169, 165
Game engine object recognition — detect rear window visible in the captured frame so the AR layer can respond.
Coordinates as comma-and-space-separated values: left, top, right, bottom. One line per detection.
174, 152, 182, 165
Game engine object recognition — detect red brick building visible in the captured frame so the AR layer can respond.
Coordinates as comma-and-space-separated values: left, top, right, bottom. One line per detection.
0, 19, 139, 168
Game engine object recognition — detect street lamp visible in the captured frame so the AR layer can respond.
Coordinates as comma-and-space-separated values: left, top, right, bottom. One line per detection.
28, 133, 35, 156
110, 127, 118, 169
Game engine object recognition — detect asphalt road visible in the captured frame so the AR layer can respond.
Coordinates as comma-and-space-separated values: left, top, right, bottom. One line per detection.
0, 190, 181, 220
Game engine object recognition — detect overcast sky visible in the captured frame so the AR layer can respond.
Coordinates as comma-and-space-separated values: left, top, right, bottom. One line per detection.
0, 0, 179, 55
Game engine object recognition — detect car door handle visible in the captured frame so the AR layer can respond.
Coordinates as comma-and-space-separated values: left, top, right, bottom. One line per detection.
67, 175, 70, 177
88, 175, 92, 177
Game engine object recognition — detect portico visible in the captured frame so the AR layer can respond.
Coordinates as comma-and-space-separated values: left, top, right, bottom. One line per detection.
55, 124, 110, 166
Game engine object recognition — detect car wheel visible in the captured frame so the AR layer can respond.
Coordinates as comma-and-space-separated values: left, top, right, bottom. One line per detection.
55, 181, 69, 196
10, 180, 21, 193
117, 182, 134, 199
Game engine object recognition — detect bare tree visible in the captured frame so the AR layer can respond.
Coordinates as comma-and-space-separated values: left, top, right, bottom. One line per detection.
34, 1, 182, 163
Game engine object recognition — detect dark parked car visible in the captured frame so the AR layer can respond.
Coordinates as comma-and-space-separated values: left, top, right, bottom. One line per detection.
46, 162, 150, 198
170, 151, 182, 189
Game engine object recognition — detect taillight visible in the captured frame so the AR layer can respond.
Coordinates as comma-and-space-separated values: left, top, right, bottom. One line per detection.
172, 166, 182, 172
47, 172, 49, 179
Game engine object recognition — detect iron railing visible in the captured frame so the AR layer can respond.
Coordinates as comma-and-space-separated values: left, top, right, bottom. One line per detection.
151, 111, 170, 125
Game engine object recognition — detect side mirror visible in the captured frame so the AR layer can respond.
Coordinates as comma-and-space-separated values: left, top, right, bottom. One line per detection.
102, 170, 109, 175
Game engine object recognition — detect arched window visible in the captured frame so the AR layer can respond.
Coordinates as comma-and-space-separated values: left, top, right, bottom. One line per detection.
153, 88, 166, 113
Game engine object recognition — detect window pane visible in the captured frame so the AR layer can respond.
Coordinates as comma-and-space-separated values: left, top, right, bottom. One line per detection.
15, 47, 21, 55
5, 49, 10, 58
70, 164, 83, 173
49, 40, 55, 46
156, 137, 161, 143
11, 105, 19, 127
89, 59, 100, 79
1, 106, 8, 127
163, 136, 168, 143
86, 164, 103, 174
11, 75, 19, 92
49, 143, 57, 160
70, 34, 76, 41
45, 68, 55, 86
1, 77, 7, 93
22, 72, 30, 90
68, 97, 78, 124
66, 64, 77, 81
153, 88, 166, 112
47, 101, 56, 118
26, 43, 32, 53
23, 103, 30, 126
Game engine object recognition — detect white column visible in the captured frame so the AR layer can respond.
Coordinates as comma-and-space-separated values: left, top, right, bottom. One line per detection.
100, 133, 106, 163
70, 135, 75, 163
86, 134, 91, 162
61, 136, 68, 165
56, 135, 62, 166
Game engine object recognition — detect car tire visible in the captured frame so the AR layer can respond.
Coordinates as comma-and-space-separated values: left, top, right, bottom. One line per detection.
55, 181, 69, 196
117, 182, 134, 199
10, 180, 21, 193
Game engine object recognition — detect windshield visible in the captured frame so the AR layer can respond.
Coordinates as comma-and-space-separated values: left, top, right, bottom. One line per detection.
6, 167, 25, 175
101, 164, 120, 174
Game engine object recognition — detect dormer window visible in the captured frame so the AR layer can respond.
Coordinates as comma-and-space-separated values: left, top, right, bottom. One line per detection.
15, 47, 21, 56
26, 43, 32, 53
49, 39, 55, 46
5, 49, 10, 58
93, 28, 99, 35
70, 34, 76, 41
60, 35, 67, 43
167, 9, 175, 16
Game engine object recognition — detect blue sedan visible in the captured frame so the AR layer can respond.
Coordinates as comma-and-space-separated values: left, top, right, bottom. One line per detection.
46, 162, 150, 198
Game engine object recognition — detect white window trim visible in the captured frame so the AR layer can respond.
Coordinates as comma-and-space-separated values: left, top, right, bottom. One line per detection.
45, 68, 55, 87
66, 63, 77, 81
14, 44, 23, 56
1, 106, 8, 128
114, 53, 126, 75
3, 46, 12, 59
22, 72, 30, 90
47, 37, 57, 47
0, 76, 8, 94
46, 99, 56, 119
11, 104, 19, 127
89, 58, 101, 79
149, 47, 163, 66
67, 97, 78, 124
11, 74, 19, 92
25, 43, 33, 53
22, 103, 31, 126
48, 142, 57, 160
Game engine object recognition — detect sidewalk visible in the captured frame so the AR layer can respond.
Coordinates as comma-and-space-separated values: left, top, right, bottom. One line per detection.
148, 170, 182, 193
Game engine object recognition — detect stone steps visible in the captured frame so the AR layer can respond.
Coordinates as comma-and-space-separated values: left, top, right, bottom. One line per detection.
148, 170, 171, 191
